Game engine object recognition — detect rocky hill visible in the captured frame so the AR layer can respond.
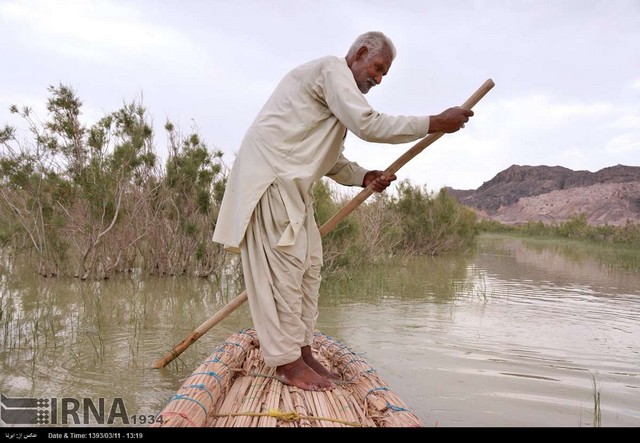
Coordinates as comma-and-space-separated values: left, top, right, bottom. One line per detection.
445, 165, 640, 226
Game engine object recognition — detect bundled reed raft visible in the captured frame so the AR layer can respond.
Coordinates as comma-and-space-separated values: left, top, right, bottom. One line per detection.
152, 328, 422, 427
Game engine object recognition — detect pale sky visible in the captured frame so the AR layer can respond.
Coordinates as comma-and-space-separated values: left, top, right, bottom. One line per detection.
1, 0, 638, 192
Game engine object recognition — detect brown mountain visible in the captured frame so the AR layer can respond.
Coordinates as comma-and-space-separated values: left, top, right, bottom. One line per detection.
445, 164, 640, 226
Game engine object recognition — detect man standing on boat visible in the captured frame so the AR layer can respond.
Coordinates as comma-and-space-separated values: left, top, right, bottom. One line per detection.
212, 31, 472, 391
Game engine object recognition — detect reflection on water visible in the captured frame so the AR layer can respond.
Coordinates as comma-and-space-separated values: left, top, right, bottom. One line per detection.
1, 234, 639, 427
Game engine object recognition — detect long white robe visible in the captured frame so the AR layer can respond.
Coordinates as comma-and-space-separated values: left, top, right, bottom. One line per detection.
212, 55, 431, 366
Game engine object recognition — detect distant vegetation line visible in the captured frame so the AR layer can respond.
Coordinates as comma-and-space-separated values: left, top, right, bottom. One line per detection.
479, 216, 640, 272
478, 215, 640, 246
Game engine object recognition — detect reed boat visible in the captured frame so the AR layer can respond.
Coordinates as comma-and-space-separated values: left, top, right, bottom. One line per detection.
151, 328, 422, 428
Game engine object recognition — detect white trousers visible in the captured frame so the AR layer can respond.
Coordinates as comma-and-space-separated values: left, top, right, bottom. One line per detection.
240, 183, 323, 367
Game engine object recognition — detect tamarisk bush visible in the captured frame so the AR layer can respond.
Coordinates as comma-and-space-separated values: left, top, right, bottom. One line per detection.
0, 85, 227, 279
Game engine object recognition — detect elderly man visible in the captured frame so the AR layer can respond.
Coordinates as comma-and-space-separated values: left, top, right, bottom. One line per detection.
212, 31, 472, 391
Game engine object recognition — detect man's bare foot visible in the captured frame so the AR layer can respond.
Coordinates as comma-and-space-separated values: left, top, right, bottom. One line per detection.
301, 346, 342, 381
276, 357, 336, 391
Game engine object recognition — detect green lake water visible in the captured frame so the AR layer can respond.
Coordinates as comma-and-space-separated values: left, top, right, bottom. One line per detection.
1, 234, 638, 427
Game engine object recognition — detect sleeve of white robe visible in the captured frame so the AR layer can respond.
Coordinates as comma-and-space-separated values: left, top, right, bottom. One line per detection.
324, 146, 368, 186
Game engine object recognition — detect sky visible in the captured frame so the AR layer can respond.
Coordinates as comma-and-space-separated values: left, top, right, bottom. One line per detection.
0, 0, 639, 192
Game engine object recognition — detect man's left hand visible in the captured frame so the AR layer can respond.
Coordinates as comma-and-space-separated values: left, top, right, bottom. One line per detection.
363, 170, 397, 193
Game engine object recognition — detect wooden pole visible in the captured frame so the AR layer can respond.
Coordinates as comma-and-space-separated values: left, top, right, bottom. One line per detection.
152, 78, 495, 369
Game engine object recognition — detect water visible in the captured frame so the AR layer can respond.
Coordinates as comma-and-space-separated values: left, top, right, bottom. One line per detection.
1, 234, 639, 427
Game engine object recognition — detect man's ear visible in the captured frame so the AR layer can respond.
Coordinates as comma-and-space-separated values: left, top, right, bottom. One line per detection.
355, 46, 368, 61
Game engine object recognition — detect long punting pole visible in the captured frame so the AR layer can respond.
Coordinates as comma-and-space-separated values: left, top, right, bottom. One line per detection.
152, 78, 495, 369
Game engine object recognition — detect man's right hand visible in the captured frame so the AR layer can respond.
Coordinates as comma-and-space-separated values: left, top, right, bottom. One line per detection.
428, 106, 474, 134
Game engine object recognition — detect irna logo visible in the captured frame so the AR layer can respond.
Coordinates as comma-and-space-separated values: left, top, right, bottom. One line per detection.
1, 393, 129, 425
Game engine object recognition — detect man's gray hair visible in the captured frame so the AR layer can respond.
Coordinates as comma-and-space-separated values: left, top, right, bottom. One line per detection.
346, 31, 397, 60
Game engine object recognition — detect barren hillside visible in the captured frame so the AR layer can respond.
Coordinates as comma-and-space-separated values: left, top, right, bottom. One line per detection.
446, 165, 640, 226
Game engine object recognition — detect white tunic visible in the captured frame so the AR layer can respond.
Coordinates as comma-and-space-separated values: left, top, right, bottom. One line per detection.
212, 55, 430, 252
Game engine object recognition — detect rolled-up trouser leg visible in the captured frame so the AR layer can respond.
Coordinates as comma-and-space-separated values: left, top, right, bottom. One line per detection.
240, 184, 313, 367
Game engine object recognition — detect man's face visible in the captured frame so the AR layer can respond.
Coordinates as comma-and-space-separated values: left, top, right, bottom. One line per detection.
350, 46, 393, 94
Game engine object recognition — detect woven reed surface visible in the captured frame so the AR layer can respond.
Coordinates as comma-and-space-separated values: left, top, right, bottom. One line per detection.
152, 328, 422, 428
